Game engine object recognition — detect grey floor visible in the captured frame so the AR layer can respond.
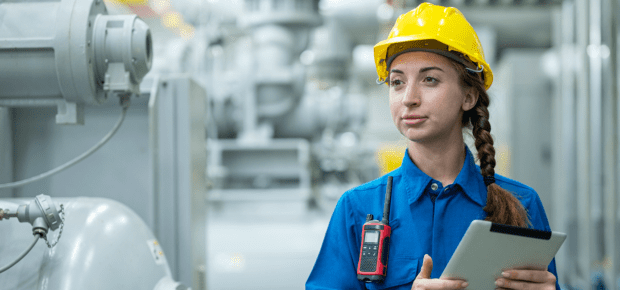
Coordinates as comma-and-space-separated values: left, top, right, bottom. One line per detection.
206, 201, 332, 290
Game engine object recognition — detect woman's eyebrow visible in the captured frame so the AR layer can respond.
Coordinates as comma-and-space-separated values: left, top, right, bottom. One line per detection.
420, 66, 444, 73
390, 69, 405, 75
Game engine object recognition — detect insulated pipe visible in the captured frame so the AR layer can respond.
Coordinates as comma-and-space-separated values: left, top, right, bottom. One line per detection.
252, 24, 301, 119
274, 89, 366, 139
575, 0, 591, 288
613, 0, 620, 287
238, 0, 321, 134
600, 0, 617, 288
319, 0, 383, 45
552, 0, 577, 286
588, 2, 604, 281
306, 19, 352, 83
0, 0, 152, 124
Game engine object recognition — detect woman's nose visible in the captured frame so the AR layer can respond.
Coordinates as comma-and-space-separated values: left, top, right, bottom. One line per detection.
402, 85, 420, 107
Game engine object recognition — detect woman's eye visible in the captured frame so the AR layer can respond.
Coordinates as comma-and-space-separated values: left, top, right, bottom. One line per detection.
424, 76, 438, 84
390, 79, 403, 87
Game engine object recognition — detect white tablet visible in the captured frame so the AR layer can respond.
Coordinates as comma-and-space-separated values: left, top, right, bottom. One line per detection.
440, 220, 566, 289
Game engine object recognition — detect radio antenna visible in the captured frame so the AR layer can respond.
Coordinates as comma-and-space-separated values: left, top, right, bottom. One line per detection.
381, 176, 393, 225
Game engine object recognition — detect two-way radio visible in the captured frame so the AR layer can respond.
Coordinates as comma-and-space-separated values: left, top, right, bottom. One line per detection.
356, 176, 393, 282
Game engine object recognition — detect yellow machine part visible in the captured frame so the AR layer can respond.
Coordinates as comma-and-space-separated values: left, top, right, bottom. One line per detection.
376, 143, 407, 175
110, 0, 148, 5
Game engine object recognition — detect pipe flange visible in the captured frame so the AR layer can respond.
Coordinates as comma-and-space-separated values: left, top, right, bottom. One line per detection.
92, 14, 153, 95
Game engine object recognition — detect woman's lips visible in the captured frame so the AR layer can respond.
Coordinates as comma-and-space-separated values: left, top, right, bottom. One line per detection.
403, 116, 427, 125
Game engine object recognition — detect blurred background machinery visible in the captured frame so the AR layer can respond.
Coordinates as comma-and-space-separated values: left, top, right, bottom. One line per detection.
0, 0, 198, 288
2, 0, 620, 289
0, 0, 152, 124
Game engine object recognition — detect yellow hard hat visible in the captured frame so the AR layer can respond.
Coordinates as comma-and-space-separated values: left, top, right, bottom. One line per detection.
374, 2, 494, 90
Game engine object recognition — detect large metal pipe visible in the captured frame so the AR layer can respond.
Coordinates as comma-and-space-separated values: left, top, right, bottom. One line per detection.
0, 0, 152, 124
588, 0, 605, 284
551, 1, 576, 286
575, 0, 591, 288
614, 0, 620, 285
236, 0, 320, 137
601, 0, 618, 288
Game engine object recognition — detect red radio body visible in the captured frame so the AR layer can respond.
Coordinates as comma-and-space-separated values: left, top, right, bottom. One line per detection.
356, 219, 391, 281
356, 176, 393, 282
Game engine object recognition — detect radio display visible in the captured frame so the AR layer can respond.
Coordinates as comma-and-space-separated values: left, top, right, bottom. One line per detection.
364, 231, 379, 243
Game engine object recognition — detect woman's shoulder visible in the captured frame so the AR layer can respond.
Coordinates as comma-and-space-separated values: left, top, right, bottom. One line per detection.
340, 172, 398, 203
343, 174, 391, 199
494, 173, 540, 205
493, 173, 549, 226
494, 173, 537, 197
331, 173, 397, 220
473, 166, 540, 203
350, 166, 407, 190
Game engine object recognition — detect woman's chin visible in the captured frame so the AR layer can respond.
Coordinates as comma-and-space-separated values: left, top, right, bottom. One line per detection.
402, 132, 448, 145
399, 127, 427, 142
401, 133, 428, 143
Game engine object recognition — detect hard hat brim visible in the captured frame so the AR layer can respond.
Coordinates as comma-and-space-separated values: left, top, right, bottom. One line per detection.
374, 36, 493, 90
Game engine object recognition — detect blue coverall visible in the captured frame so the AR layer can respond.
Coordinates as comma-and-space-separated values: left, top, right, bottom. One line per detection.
306, 146, 560, 290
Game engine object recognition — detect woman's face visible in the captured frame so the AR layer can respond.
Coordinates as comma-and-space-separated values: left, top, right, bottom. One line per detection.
388, 51, 477, 144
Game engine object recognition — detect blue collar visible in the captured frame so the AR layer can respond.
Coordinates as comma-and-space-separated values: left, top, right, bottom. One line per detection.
397, 145, 487, 207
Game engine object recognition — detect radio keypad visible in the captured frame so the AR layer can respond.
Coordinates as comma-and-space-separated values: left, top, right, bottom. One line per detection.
360, 242, 378, 272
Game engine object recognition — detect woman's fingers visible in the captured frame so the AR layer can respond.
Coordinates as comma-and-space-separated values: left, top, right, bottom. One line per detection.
432, 280, 468, 290
494, 269, 557, 290
494, 279, 552, 290
425, 281, 468, 289
412, 255, 469, 290
413, 279, 468, 290
495, 278, 536, 289
417, 254, 433, 279
501, 270, 555, 283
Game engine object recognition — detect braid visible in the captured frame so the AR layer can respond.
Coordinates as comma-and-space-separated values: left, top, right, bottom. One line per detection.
453, 61, 530, 227
471, 100, 495, 177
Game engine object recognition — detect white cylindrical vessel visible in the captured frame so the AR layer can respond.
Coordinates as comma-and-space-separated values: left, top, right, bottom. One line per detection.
0, 197, 185, 290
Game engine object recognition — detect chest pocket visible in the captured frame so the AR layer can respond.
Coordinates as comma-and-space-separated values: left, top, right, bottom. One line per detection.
363, 219, 419, 290
365, 257, 419, 290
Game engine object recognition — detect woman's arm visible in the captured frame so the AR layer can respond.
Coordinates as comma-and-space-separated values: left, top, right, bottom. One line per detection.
306, 193, 366, 290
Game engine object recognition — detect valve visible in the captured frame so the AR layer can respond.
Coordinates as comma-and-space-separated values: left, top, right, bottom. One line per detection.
1, 195, 64, 241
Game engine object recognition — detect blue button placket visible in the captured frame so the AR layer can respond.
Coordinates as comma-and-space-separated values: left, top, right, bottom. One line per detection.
429, 180, 443, 278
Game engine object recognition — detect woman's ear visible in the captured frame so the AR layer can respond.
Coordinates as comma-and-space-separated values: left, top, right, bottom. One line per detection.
462, 88, 478, 111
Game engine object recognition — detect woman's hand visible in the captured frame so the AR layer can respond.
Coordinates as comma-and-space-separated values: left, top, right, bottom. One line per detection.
411, 254, 468, 290
494, 269, 557, 290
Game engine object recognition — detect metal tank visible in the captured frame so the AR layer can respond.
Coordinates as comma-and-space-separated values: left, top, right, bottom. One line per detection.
0, 197, 185, 290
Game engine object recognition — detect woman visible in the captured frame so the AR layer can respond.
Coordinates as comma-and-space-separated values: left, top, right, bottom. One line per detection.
306, 3, 559, 290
